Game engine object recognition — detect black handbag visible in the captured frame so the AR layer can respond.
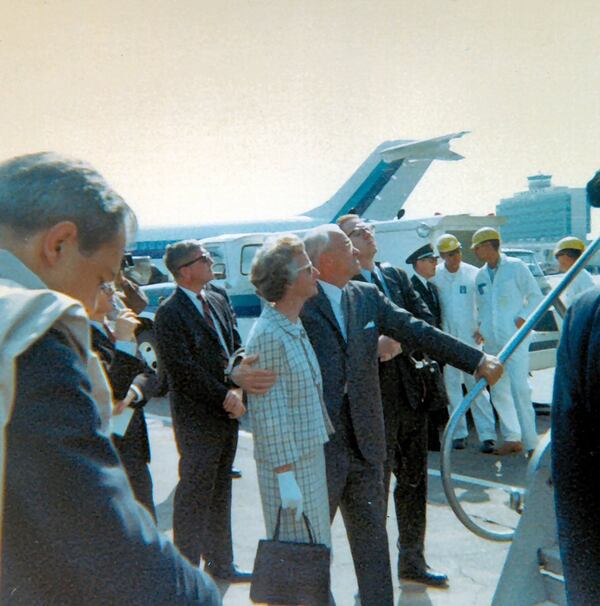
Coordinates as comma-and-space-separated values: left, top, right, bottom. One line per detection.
410, 353, 450, 412
250, 507, 331, 605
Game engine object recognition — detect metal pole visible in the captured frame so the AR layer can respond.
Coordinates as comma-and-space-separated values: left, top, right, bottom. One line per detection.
441, 236, 600, 541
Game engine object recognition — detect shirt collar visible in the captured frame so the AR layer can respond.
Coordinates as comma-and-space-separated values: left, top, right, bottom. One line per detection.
318, 279, 343, 306
180, 284, 205, 301
413, 272, 430, 288
262, 303, 303, 336
0, 249, 48, 290
359, 268, 373, 282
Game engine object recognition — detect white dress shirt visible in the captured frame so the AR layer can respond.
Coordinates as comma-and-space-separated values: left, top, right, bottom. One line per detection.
180, 285, 231, 356
318, 280, 347, 340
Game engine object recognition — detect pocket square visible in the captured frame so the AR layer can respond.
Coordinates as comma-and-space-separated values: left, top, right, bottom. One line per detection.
363, 321, 375, 329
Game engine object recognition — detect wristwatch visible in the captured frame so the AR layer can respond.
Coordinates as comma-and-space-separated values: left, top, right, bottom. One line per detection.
224, 347, 246, 386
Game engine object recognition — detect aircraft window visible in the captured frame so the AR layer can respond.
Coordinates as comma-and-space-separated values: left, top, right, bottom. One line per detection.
205, 246, 227, 278
241, 244, 261, 275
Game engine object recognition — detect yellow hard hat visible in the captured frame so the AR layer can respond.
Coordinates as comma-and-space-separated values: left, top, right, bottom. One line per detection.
471, 227, 501, 249
436, 233, 461, 254
554, 236, 585, 257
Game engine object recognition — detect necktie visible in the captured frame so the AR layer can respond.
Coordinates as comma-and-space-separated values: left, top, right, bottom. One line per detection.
428, 282, 438, 306
339, 289, 349, 340
198, 294, 229, 363
198, 293, 218, 333
371, 271, 385, 294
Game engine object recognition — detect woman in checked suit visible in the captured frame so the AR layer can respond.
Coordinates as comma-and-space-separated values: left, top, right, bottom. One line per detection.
246, 235, 334, 550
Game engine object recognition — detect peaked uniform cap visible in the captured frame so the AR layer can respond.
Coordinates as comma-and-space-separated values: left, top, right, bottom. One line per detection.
405, 243, 437, 265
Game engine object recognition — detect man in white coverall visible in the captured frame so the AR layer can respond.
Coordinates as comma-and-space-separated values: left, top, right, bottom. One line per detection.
554, 236, 595, 308
472, 227, 543, 455
432, 234, 501, 453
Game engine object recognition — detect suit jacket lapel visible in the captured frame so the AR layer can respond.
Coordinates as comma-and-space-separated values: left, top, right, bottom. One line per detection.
342, 284, 355, 339
314, 285, 347, 349
175, 287, 221, 348
205, 289, 233, 353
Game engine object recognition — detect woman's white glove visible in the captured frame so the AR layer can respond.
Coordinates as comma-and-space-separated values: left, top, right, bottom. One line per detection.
276, 471, 303, 522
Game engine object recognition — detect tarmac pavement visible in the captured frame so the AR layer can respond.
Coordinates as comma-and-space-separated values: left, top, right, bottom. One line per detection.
146, 394, 551, 605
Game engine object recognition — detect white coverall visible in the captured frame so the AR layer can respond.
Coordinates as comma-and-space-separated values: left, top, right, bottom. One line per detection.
562, 268, 595, 308
432, 262, 498, 442
475, 254, 543, 450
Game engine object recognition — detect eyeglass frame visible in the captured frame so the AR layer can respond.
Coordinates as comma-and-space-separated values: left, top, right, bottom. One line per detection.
176, 252, 213, 271
293, 260, 315, 275
347, 223, 376, 238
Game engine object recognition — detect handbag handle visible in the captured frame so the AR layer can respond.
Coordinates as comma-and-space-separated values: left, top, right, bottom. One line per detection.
273, 506, 317, 544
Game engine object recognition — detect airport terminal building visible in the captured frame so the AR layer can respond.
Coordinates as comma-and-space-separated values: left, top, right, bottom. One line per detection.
496, 174, 591, 270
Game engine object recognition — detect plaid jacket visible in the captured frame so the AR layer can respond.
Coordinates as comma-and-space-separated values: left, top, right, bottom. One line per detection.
246, 305, 333, 468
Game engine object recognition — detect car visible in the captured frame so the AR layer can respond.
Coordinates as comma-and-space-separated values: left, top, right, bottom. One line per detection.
503, 248, 551, 294
135, 282, 177, 386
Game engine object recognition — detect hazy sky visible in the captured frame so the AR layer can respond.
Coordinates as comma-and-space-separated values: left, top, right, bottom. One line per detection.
1, 0, 599, 230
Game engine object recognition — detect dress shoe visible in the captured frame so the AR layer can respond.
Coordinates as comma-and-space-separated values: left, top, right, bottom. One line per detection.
480, 439, 497, 454
204, 562, 252, 583
399, 566, 449, 589
452, 438, 467, 450
229, 467, 242, 479
493, 441, 523, 456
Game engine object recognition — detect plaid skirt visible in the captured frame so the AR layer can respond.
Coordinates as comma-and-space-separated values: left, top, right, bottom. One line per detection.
256, 446, 331, 548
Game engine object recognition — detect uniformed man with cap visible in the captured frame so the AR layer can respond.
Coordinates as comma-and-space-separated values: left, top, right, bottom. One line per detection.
554, 236, 595, 307
406, 244, 442, 327
406, 243, 447, 451
471, 227, 543, 455
431, 234, 498, 452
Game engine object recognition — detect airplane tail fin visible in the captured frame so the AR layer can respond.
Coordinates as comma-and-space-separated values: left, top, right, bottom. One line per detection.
303, 131, 468, 222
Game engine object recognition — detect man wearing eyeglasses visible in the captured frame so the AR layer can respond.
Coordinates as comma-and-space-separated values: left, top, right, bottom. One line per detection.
337, 214, 450, 589
154, 239, 276, 582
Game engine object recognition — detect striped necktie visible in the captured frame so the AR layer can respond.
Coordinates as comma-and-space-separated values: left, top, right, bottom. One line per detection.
197, 293, 229, 364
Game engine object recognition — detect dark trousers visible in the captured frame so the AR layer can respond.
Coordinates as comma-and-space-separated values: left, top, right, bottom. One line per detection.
325, 402, 393, 606
382, 402, 428, 573
113, 435, 157, 522
172, 423, 238, 567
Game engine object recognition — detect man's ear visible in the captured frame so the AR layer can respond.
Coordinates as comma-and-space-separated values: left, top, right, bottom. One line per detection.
41, 221, 79, 266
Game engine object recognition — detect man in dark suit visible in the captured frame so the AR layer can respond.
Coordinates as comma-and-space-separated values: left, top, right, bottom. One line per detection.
154, 239, 275, 582
406, 244, 442, 328
337, 215, 449, 588
300, 225, 503, 606
407, 243, 447, 451
552, 287, 600, 605
552, 173, 600, 604
0, 152, 220, 605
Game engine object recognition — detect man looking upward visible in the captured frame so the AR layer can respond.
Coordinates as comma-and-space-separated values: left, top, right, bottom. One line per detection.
337, 214, 450, 589
300, 224, 503, 605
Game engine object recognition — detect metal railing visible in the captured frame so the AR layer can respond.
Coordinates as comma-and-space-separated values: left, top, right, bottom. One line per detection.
441, 236, 600, 541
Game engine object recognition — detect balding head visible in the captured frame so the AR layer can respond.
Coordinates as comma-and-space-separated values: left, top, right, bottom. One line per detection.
303, 224, 359, 287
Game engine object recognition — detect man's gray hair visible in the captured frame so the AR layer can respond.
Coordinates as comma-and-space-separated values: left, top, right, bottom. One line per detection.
303, 224, 342, 267
0, 152, 137, 254
163, 239, 204, 276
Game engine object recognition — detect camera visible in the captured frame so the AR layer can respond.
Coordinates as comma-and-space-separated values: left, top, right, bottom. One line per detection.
121, 252, 134, 269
